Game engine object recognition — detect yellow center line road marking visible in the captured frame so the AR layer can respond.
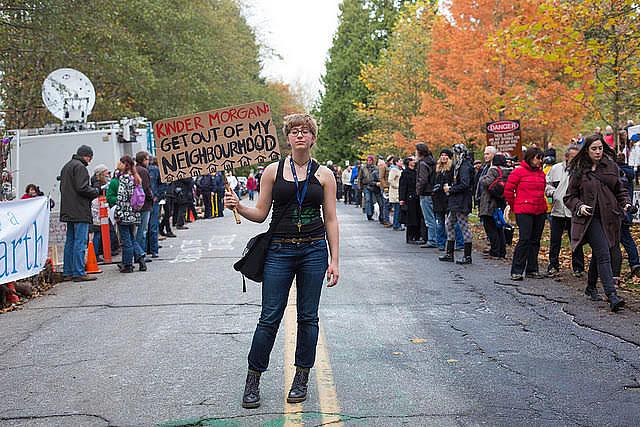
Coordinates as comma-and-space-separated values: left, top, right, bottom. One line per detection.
284, 284, 303, 426
316, 323, 344, 426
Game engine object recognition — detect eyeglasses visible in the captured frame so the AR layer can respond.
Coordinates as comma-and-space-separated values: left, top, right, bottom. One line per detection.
289, 128, 311, 137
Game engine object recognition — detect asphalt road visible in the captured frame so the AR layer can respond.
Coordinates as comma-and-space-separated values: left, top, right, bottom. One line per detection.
1, 202, 640, 426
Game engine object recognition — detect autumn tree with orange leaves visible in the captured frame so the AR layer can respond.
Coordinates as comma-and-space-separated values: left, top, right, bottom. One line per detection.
412, 0, 587, 156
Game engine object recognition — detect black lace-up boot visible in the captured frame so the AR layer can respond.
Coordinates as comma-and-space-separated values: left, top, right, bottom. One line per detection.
456, 242, 472, 265
438, 240, 455, 262
287, 367, 310, 403
242, 369, 261, 409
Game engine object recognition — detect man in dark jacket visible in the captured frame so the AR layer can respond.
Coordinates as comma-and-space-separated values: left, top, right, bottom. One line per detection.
135, 151, 154, 259
173, 178, 194, 229
197, 174, 216, 219
415, 142, 438, 247
148, 157, 166, 256
59, 145, 100, 282
358, 155, 383, 221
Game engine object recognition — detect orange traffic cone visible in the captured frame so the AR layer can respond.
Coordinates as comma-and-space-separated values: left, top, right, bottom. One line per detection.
85, 241, 103, 274
189, 209, 195, 222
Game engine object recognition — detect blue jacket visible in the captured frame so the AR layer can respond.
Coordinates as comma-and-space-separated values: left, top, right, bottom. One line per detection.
350, 166, 359, 186
149, 164, 167, 200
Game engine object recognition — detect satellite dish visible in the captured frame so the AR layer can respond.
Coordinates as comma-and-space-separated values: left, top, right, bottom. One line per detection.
42, 68, 96, 123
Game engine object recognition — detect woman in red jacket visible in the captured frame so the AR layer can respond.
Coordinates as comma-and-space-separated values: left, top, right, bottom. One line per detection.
504, 146, 548, 280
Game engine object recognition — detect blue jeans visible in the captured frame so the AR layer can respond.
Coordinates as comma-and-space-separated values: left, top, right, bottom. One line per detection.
382, 193, 390, 223
621, 223, 640, 267
248, 239, 329, 372
148, 203, 160, 256
419, 196, 437, 245
363, 187, 383, 220
119, 223, 145, 267
63, 222, 89, 277
391, 202, 401, 229
136, 210, 151, 255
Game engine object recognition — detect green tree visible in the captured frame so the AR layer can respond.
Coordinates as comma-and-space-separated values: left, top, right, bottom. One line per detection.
0, 0, 301, 134
498, 0, 640, 148
358, 0, 437, 155
315, 0, 407, 163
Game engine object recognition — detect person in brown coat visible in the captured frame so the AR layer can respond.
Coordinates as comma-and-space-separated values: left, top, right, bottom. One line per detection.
564, 134, 630, 312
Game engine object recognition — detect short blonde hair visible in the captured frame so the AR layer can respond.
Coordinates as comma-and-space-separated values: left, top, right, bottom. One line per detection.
283, 113, 318, 137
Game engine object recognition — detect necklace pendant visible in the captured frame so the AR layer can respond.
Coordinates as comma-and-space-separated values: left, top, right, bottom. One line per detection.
297, 221, 302, 233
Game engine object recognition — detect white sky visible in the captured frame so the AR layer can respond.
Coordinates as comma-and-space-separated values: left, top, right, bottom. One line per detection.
241, 0, 342, 108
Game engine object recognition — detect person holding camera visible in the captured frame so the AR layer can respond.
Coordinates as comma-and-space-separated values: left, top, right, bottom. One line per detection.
564, 135, 629, 311
438, 144, 474, 264
545, 145, 584, 276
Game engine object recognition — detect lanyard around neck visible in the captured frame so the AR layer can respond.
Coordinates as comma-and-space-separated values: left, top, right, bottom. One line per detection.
290, 157, 312, 210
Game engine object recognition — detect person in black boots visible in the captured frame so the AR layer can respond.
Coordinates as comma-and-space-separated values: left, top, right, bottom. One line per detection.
564, 134, 630, 312
399, 156, 423, 244
478, 154, 511, 259
439, 144, 474, 264
160, 181, 177, 238
224, 114, 340, 409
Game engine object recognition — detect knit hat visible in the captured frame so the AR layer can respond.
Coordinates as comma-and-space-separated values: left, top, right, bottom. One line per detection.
77, 145, 93, 157
93, 164, 109, 176
367, 154, 375, 161
440, 148, 454, 158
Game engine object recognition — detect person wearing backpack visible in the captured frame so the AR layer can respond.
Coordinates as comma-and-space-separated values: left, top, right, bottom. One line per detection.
504, 146, 548, 280
478, 154, 511, 258
545, 145, 584, 276
114, 155, 147, 273
135, 151, 154, 260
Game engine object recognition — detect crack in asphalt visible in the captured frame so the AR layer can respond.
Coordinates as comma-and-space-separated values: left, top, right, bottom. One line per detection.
0, 413, 110, 424
0, 358, 98, 371
493, 280, 640, 350
0, 312, 65, 357
23, 302, 262, 310
561, 306, 640, 348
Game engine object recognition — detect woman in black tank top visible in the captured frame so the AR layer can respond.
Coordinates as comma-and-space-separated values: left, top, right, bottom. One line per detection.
224, 113, 340, 409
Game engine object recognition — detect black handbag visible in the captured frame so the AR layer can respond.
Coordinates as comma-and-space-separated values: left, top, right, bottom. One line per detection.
233, 195, 296, 292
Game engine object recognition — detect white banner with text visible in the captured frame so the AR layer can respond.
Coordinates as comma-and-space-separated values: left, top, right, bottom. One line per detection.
0, 196, 50, 284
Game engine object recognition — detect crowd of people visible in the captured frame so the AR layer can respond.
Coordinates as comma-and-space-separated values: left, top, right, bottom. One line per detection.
335, 133, 639, 313
55, 144, 256, 280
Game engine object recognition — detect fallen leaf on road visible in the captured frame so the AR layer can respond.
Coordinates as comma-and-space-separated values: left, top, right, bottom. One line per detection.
447, 359, 459, 364
392, 351, 403, 356
409, 338, 427, 344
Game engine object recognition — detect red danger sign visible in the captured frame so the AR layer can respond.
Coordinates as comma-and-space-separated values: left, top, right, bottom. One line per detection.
486, 119, 522, 160
486, 120, 520, 133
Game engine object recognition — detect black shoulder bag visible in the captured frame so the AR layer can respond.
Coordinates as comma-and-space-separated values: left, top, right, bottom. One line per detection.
233, 193, 296, 292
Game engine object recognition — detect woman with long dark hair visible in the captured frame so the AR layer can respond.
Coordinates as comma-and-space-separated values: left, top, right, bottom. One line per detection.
564, 135, 629, 311
224, 113, 339, 409
504, 146, 548, 280
111, 155, 147, 273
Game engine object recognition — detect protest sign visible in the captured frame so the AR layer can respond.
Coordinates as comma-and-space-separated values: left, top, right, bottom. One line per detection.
628, 125, 640, 140
0, 196, 50, 284
486, 120, 522, 160
154, 101, 281, 183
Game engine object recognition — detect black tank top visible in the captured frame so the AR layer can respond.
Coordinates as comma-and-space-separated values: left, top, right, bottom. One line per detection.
270, 158, 325, 238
